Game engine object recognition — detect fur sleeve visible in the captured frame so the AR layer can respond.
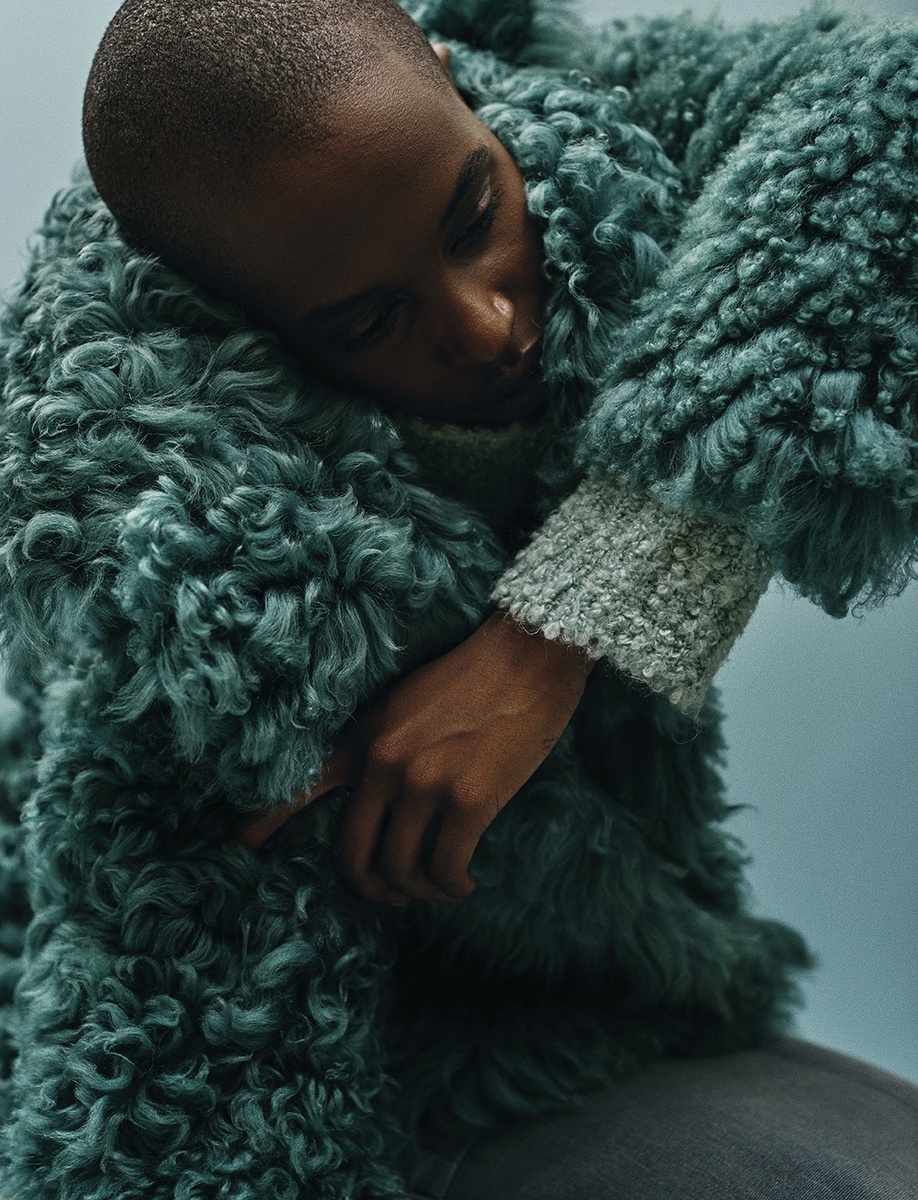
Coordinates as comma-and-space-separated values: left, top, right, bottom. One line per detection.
0, 178, 499, 1200
576, 13, 918, 618
0, 175, 501, 816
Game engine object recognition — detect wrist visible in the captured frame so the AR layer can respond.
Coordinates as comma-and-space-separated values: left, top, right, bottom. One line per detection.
482, 609, 596, 697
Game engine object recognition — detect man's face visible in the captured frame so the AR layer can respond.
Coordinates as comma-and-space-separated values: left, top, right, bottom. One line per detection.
215, 48, 548, 426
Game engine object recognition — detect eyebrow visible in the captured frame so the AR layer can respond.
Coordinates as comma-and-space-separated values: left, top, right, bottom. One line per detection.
297, 143, 491, 336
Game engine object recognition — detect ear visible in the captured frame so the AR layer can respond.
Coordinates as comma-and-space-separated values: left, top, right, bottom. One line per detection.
431, 41, 454, 84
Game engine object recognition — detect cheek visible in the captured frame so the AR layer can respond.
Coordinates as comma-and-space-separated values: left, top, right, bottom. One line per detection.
291, 340, 433, 403
505, 208, 548, 325
498, 155, 545, 293
281, 339, 371, 395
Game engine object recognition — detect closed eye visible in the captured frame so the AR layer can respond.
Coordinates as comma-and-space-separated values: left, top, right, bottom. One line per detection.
452, 185, 504, 254
294, 146, 501, 357
329, 183, 505, 354
333, 295, 407, 352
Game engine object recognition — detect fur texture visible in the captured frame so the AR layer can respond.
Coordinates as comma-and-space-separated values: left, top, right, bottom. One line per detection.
572, 9, 918, 616
3, 0, 911, 1194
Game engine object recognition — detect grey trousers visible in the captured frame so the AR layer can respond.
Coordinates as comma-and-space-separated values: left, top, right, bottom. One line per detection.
402, 1039, 918, 1199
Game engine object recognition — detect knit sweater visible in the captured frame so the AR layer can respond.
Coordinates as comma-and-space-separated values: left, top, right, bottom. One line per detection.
0, 3, 915, 1198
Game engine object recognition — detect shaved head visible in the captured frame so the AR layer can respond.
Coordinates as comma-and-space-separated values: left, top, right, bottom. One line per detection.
83, 0, 445, 289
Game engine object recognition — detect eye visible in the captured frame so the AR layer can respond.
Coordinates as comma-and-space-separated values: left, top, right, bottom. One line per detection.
336, 296, 406, 353
452, 184, 504, 254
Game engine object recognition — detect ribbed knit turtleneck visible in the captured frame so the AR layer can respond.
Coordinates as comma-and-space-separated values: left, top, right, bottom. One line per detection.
392, 410, 555, 544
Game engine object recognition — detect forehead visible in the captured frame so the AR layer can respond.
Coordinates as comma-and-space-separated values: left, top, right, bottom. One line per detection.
218, 59, 485, 324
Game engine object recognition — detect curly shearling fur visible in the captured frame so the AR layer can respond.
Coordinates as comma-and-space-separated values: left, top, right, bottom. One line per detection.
573, 9, 918, 616
1, 1, 914, 1195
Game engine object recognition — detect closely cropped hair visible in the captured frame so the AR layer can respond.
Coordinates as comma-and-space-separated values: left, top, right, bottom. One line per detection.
82, 0, 444, 285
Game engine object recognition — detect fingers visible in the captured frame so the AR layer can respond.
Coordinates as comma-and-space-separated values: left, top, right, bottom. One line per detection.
234, 793, 312, 850
233, 743, 354, 849
337, 764, 479, 905
313, 742, 355, 794
427, 806, 482, 900
375, 802, 472, 903
337, 768, 411, 907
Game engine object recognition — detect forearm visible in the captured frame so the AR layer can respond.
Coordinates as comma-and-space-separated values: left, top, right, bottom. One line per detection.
525, 6, 856, 175
575, 13, 918, 618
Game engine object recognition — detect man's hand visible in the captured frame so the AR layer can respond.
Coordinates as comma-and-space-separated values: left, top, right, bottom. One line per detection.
234, 612, 595, 905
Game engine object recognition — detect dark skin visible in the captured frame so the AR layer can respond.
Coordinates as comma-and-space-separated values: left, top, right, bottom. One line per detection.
229, 45, 596, 904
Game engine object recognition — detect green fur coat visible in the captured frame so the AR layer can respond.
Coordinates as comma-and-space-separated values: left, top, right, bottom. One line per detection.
0, 2, 915, 1197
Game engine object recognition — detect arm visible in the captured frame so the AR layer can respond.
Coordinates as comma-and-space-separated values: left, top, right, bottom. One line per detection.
491, 476, 771, 715
369, 9, 918, 831
244, 10, 917, 903
575, 13, 918, 618
577, 6, 854, 174
411, 1, 852, 172
238, 608, 595, 905
485, 6, 916, 712
0, 173, 506, 1198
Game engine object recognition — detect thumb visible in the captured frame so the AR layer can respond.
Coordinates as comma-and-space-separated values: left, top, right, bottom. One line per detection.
233, 743, 355, 849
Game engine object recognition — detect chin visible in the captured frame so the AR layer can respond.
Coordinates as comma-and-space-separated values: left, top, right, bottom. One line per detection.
476, 378, 549, 427
375, 379, 550, 429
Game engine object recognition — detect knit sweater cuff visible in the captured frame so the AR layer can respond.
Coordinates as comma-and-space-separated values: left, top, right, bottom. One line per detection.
490, 477, 771, 714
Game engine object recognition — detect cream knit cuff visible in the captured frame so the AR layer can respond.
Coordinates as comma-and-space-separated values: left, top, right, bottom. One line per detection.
490, 477, 772, 715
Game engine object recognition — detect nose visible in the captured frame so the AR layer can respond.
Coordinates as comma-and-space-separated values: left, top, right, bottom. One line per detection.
434, 272, 521, 370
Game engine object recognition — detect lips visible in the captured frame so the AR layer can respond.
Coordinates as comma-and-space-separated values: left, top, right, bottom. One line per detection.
486, 340, 544, 405
483, 374, 549, 425
448, 340, 548, 426
492, 371, 539, 404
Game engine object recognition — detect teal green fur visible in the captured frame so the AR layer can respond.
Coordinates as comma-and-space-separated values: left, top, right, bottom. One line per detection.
0, 704, 33, 1126
569, 8, 918, 616
2, 0, 913, 1194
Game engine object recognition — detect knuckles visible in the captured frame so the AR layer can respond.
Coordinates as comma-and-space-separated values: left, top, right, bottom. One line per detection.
366, 733, 409, 775
366, 743, 485, 814
374, 849, 473, 903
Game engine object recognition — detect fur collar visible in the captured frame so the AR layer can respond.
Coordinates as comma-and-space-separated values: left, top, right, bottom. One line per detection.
0, 39, 683, 812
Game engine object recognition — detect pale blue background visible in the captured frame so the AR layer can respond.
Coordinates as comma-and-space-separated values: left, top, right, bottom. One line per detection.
2, 0, 916, 1082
